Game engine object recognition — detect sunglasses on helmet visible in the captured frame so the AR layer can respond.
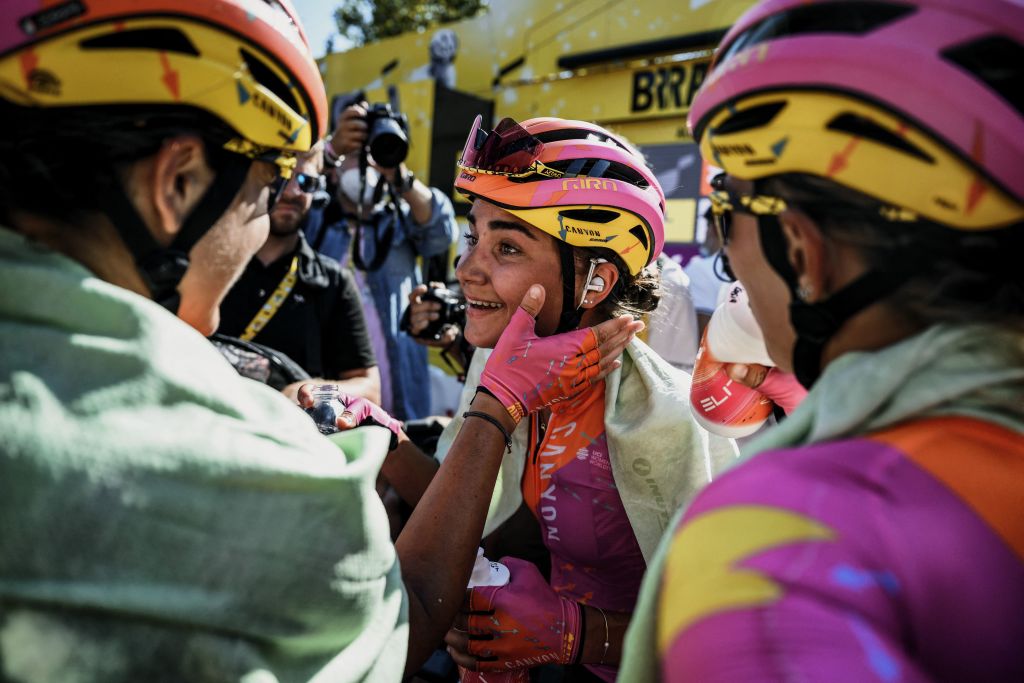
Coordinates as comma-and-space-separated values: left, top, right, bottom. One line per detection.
458, 115, 565, 180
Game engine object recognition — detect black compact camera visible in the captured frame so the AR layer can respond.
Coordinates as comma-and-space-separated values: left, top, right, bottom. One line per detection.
365, 102, 409, 168
400, 286, 466, 342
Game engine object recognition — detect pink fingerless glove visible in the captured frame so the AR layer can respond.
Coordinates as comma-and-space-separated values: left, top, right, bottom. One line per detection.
466, 557, 582, 670
756, 369, 807, 415
306, 387, 403, 450
478, 307, 600, 423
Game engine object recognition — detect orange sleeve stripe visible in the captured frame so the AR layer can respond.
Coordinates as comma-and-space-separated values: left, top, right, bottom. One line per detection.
869, 416, 1024, 563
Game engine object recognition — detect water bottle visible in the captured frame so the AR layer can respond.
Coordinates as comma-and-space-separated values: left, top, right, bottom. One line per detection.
304, 384, 345, 435
690, 284, 775, 438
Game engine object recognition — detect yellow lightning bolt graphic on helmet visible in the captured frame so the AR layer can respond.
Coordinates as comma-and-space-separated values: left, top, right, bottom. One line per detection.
657, 505, 835, 654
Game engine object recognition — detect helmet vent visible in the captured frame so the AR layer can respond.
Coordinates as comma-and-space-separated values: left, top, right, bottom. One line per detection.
80, 28, 199, 56
714, 101, 786, 135
721, 2, 915, 63
629, 225, 649, 251
560, 208, 620, 224
942, 35, 1024, 117
534, 128, 632, 154
589, 159, 612, 178
826, 113, 934, 163
239, 47, 299, 114
602, 161, 650, 187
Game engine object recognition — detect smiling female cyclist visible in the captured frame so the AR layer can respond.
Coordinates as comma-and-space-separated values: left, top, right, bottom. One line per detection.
341, 115, 738, 679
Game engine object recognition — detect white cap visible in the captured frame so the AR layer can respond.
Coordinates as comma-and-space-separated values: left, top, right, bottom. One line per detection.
705, 283, 775, 367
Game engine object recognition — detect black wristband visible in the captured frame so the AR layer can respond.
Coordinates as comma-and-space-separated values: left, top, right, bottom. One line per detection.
462, 410, 513, 453
574, 601, 587, 665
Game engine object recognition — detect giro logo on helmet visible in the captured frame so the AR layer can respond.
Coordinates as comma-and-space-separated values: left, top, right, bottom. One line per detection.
561, 178, 619, 192
19, 1, 86, 35
459, 171, 476, 182
708, 43, 771, 86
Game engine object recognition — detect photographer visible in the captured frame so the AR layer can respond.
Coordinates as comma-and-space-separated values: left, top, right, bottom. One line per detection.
405, 282, 470, 368
309, 101, 457, 421
218, 141, 381, 404
403, 282, 473, 421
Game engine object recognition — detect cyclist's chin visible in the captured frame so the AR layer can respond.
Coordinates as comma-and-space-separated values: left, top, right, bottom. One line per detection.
463, 315, 507, 350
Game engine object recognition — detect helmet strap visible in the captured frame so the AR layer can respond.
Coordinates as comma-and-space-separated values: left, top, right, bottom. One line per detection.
100, 149, 251, 311
789, 269, 914, 387
757, 215, 915, 388
554, 240, 583, 334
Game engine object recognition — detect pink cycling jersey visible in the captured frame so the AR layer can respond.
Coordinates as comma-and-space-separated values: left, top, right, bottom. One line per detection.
657, 416, 1024, 682
522, 380, 646, 681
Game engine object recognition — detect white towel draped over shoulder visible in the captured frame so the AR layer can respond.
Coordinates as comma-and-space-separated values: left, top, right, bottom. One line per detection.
435, 339, 738, 563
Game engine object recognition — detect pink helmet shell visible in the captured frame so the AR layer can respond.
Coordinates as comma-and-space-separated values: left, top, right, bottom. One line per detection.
456, 116, 666, 274
690, 0, 1024, 203
519, 117, 667, 205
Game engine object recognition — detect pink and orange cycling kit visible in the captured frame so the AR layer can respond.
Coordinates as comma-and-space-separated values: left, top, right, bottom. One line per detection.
521, 380, 647, 681
657, 416, 1024, 682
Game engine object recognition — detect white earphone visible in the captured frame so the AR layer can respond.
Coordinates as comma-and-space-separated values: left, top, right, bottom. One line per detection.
578, 258, 608, 308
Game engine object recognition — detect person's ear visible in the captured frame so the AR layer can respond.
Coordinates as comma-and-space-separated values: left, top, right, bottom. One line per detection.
578, 259, 620, 309
148, 135, 215, 243
779, 208, 829, 302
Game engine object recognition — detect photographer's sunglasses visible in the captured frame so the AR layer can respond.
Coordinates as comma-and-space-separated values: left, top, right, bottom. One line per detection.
293, 172, 327, 194
268, 172, 327, 211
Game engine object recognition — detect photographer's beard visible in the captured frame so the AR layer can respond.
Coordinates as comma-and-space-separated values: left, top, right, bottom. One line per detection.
268, 194, 308, 236
339, 166, 385, 216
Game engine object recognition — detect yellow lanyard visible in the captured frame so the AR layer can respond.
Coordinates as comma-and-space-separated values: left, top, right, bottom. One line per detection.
240, 255, 299, 341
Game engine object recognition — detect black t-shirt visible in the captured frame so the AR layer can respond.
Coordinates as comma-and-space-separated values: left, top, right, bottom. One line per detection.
218, 233, 376, 379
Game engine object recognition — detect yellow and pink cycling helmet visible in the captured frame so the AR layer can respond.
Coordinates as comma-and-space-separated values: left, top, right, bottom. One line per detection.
455, 116, 666, 278
690, 0, 1023, 386
0, 0, 328, 303
690, 0, 1024, 231
1, 0, 327, 177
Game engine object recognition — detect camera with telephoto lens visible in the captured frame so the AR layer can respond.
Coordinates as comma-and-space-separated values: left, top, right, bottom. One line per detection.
401, 286, 466, 342
365, 102, 409, 168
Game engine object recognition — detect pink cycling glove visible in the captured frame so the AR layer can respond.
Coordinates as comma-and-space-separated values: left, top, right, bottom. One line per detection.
478, 307, 600, 424
465, 557, 582, 670
304, 386, 403, 450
